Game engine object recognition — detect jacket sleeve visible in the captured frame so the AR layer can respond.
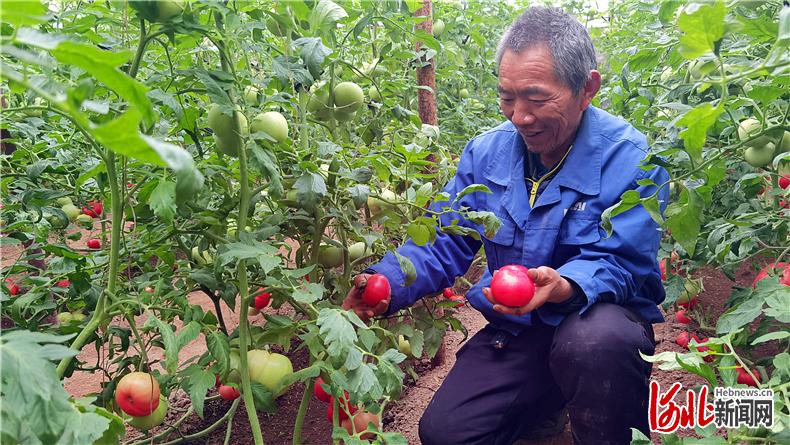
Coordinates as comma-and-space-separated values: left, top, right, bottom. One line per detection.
537, 163, 669, 322
368, 142, 484, 315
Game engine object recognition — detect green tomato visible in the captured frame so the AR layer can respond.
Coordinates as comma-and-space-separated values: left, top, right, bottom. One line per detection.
307, 90, 333, 121
333, 109, 356, 122
348, 242, 369, 262
208, 104, 248, 157
57, 312, 74, 325
333, 82, 364, 113
367, 189, 397, 217
398, 335, 412, 356
318, 244, 343, 268
247, 350, 293, 396
244, 85, 260, 105
777, 131, 790, 154
459, 88, 470, 99
250, 111, 289, 143
71, 312, 86, 322
433, 19, 445, 37
368, 85, 381, 102
61, 204, 81, 221
128, 396, 168, 431
156, 0, 183, 22
688, 60, 716, 80
56, 197, 73, 207
76, 213, 94, 229
191, 246, 213, 266
738, 118, 772, 147
744, 143, 776, 168
677, 279, 702, 305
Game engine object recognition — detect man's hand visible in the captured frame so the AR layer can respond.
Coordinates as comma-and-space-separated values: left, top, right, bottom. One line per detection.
342, 274, 391, 321
483, 266, 573, 316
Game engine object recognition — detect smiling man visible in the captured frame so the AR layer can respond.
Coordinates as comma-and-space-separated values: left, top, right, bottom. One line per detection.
343, 6, 669, 445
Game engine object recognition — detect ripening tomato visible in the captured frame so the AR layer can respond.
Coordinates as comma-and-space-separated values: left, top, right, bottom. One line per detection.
5, 278, 19, 296
87, 238, 101, 249
342, 410, 380, 440
675, 310, 693, 324
115, 372, 161, 417
490, 265, 535, 307
362, 274, 391, 306
736, 366, 760, 387
218, 384, 241, 400
314, 377, 331, 403
254, 290, 271, 310
128, 396, 168, 431
56, 279, 70, 288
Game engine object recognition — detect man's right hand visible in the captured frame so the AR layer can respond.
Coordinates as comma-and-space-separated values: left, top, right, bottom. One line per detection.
342, 273, 390, 321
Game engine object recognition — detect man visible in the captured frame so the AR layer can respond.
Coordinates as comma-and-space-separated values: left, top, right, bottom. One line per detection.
344, 6, 668, 445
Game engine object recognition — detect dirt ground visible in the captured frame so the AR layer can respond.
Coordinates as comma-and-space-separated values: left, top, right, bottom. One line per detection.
1, 223, 770, 445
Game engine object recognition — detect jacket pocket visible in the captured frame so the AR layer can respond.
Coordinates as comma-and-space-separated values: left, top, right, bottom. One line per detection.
483, 218, 521, 269
559, 217, 601, 245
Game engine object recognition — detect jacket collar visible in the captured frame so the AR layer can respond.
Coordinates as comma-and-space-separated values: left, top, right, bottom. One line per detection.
483, 106, 603, 196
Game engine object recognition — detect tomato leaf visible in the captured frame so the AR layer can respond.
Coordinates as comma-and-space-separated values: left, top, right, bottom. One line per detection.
292, 282, 325, 304
206, 331, 230, 375
148, 179, 176, 222
715, 296, 764, 335
219, 242, 281, 273
677, 103, 723, 166
677, 1, 727, 59
308, 0, 348, 34
2, 0, 48, 26
665, 189, 704, 256
250, 382, 277, 413
180, 365, 216, 418
393, 251, 417, 286
144, 317, 178, 374
317, 308, 358, 357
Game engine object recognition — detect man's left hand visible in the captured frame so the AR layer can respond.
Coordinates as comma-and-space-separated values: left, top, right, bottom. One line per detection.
483, 266, 573, 316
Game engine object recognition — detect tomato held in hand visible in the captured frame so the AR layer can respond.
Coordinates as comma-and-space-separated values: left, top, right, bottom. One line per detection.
490, 265, 535, 307
115, 372, 161, 417
314, 377, 331, 403
362, 274, 390, 306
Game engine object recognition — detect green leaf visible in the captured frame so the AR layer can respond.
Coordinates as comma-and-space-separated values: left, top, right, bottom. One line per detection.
677, 1, 727, 59
292, 282, 325, 304
180, 365, 216, 418
176, 321, 202, 350
665, 189, 704, 256
294, 172, 327, 211
675, 353, 717, 387
293, 37, 332, 79
752, 331, 790, 345
0, 331, 112, 445
407, 220, 432, 246
453, 184, 492, 203
148, 179, 176, 222
144, 317, 178, 374
393, 251, 417, 286
1, 0, 48, 26
206, 331, 230, 374
308, 0, 348, 34
464, 211, 501, 238
219, 242, 281, 273
317, 308, 357, 357
250, 382, 277, 413
677, 103, 723, 165
716, 296, 764, 335
346, 362, 381, 399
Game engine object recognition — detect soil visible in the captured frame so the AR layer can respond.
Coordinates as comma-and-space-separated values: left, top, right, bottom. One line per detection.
1, 223, 781, 445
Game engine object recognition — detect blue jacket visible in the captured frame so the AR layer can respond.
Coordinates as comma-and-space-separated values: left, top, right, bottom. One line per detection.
369, 106, 669, 334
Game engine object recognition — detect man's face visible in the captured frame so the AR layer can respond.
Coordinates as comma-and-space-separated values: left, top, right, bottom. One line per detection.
498, 46, 599, 165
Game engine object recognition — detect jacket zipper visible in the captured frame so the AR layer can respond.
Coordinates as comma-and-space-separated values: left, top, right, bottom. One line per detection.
526, 145, 574, 207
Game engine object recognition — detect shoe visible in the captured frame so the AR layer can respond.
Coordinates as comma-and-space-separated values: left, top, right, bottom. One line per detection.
518, 407, 569, 440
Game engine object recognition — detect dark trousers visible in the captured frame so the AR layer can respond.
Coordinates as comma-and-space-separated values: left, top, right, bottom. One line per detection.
418, 303, 656, 445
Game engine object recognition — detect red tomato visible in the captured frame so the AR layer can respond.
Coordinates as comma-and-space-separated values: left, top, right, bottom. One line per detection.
56, 279, 70, 288
90, 200, 103, 216
4, 278, 19, 296
448, 294, 465, 308
675, 332, 701, 350
442, 288, 454, 299
753, 262, 789, 288
313, 377, 331, 403
218, 384, 241, 400
779, 175, 790, 190
326, 396, 356, 423
490, 264, 535, 307
82, 207, 98, 218
115, 372, 161, 417
254, 290, 271, 310
87, 238, 101, 249
362, 274, 390, 306
736, 366, 760, 387
675, 310, 692, 324
659, 259, 667, 281
678, 297, 698, 310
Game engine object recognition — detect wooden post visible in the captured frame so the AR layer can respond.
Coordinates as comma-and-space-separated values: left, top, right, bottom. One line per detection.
415, 0, 437, 127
